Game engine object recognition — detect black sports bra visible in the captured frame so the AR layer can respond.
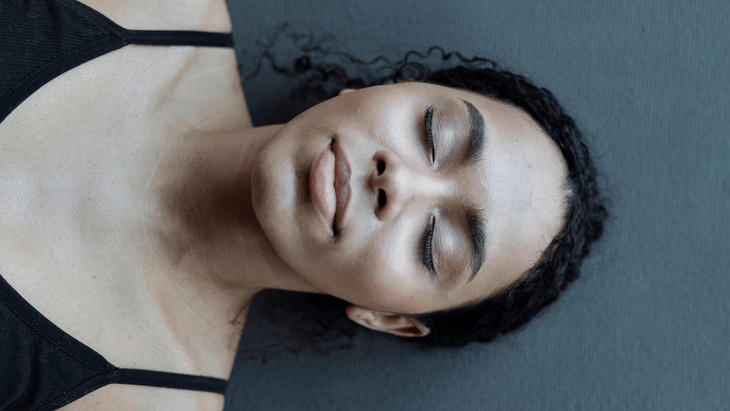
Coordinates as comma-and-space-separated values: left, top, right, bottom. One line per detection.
0, 0, 234, 409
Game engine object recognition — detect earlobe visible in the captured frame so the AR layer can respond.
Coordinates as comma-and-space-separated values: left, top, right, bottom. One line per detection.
346, 305, 430, 338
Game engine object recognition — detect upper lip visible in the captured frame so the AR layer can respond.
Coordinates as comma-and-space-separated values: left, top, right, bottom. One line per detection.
331, 139, 351, 232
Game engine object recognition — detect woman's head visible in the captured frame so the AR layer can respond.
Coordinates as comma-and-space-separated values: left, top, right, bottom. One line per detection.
249, 51, 607, 348
253, 82, 572, 323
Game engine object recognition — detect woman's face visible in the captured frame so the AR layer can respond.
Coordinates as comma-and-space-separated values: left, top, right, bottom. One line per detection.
251, 82, 568, 315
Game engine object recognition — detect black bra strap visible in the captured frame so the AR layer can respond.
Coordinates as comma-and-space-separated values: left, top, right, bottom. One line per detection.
62, 0, 234, 48
37, 369, 227, 411
116, 369, 228, 394
112, 29, 233, 48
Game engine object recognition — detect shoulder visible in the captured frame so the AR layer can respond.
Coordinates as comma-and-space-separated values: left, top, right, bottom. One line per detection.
73, 0, 253, 128
75, 0, 232, 32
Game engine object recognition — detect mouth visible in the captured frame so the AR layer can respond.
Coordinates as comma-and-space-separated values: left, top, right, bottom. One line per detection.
331, 139, 351, 234
309, 139, 351, 235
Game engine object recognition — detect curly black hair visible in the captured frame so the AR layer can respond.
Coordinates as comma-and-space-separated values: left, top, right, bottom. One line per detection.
240, 41, 608, 353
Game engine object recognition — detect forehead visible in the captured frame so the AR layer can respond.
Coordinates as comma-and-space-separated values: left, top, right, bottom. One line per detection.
475, 103, 567, 304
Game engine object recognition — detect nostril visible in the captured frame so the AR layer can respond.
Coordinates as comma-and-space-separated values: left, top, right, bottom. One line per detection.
377, 189, 386, 208
377, 159, 385, 175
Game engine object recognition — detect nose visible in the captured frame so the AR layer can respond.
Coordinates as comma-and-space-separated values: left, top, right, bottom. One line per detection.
370, 151, 448, 221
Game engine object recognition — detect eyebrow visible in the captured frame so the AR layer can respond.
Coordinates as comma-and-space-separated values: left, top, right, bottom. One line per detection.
465, 207, 487, 284
461, 99, 485, 165
461, 100, 487, 283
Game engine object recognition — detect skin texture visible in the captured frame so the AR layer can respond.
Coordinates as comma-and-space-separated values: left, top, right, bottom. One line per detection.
251, 82, 569, 336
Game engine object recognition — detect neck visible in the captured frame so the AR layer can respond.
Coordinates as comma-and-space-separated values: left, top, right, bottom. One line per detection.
139, 124, 323, 373
134, 124, 320, 375
149, 124, 322, 289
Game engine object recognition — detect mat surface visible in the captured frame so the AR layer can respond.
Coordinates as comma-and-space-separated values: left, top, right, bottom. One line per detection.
223, 1, 729, 410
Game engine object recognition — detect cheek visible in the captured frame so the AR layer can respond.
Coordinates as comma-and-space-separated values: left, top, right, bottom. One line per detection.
334, 229, 432, 313
342, 92, 419, 155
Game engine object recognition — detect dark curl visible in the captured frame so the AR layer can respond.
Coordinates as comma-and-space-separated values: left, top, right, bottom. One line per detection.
243, 43, 608, 352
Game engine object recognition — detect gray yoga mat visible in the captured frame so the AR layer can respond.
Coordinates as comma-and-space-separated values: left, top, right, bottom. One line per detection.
223, 0, 730, 409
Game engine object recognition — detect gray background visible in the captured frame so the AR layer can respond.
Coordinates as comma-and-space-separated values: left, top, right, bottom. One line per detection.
223, 0, 729, 410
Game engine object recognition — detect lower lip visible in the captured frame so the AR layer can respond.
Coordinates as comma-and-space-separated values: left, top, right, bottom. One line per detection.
309, 149, 336, 227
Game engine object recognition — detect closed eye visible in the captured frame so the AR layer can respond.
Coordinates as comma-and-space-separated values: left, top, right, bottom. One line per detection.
420, 215, 437, 279
424, 105, 436, 164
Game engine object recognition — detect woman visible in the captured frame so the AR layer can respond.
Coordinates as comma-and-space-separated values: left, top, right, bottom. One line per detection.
0, 0, 606, 410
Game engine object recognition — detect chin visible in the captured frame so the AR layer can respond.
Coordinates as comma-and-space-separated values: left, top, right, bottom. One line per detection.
251, 149, 285, 229
250, 144, 314, 275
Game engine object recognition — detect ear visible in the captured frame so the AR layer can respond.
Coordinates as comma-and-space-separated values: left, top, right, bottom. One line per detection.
346, 305, 430, 338
338, 88, 356, 96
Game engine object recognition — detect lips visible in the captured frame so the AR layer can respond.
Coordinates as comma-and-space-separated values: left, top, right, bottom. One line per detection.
309, 140, 351, 233
331, 140, 351, 232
